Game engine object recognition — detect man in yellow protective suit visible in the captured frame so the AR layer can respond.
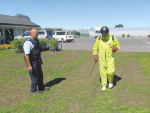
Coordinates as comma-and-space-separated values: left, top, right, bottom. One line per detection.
93, 26, 120, 90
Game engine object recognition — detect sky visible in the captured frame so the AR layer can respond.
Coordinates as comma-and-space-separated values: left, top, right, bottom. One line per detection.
0, 0, 150, 30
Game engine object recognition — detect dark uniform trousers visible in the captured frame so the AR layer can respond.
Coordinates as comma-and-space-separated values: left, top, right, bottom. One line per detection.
29, 61, 45, 92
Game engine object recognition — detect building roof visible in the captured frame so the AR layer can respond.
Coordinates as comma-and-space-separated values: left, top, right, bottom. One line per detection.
0, 14, 40, 27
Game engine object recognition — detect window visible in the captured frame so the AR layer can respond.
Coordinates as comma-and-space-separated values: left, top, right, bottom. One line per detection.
96, 31, 101, 33
38, 31, 45, 35
46, 30, 52, 35
61, 32, 65, 35
23, 32, 30, 36
56, 32, 65, 35
56, 32, 60, 35
67, 31, 73, 35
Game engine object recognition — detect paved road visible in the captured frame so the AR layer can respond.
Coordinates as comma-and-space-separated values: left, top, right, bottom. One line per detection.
61, 38, 150, 52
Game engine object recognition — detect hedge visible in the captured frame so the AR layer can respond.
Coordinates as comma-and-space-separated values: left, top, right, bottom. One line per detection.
11, 38, 49, 53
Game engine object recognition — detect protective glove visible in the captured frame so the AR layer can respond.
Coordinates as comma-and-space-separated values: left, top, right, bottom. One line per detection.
93, 55, 98, 63
112, 46, 118, 52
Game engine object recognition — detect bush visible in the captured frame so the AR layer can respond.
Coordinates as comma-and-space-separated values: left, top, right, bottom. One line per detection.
49, 38, 59, 51
122, 34, 125, 38
148, 35, 150, 38
11, 38, 25, 53
11, 38, 49, 53
38, 38, 49, 51
131, 36, 134, 38
127, 34, 130, 37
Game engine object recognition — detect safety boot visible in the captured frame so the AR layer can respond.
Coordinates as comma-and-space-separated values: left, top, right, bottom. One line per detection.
101, 86, 106, 90
40, 87, 50, 91
109, 83, 113, 88
43, 87, 50, 91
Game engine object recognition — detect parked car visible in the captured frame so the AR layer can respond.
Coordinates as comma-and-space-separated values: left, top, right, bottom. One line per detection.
14, 31, 30, 39
38, 30, 53, 39
53, 31, 75, 42
14, 30, 53, 39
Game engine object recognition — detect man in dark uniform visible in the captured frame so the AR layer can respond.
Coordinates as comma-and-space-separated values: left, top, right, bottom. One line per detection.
23, 28, 50, 94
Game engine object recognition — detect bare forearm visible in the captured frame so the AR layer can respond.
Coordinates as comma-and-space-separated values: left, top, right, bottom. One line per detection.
25, 54, 31, 67
39, 57, 42, 62
39, 57, 43, 65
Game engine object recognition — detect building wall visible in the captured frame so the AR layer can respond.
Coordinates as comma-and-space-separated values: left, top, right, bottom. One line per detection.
79, 30, 89, 37
0, 25, 32, 44
110, 31, 150, 38
88, 27, 150, 38
89, 31, 95, 38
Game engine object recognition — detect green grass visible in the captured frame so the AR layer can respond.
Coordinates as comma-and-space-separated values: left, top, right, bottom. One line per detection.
0, 50, 150, 113
0, 49, 17, 58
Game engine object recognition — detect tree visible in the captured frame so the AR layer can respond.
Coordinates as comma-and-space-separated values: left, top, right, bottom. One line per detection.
37, 27, 62, 32
73, 30, 80, 36
15, 13, 31, 21
115, 24, 124, 28
90, 27, 94, 31
44, 28, 62, 32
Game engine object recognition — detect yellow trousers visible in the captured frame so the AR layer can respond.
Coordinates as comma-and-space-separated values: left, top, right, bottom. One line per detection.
99, 58, 115, 86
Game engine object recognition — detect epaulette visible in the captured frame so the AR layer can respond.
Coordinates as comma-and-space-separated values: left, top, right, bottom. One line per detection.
25, 38, 31, 41
24, 38, 32, 44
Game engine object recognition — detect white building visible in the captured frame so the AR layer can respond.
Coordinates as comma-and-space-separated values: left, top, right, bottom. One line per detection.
0, 14, 40, 44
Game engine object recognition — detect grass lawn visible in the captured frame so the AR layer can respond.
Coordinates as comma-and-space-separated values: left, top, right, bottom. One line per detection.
0, 49, 150, 113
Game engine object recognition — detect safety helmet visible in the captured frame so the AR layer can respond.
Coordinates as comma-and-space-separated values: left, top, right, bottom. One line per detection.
100, 26, 109, 35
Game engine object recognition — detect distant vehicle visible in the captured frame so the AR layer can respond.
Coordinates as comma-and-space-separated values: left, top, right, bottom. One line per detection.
53, 31, 75, 42
95, 25, 103, 39
38, 30, 53, 39
14, 31, 30, 39
14, 30, 53, 39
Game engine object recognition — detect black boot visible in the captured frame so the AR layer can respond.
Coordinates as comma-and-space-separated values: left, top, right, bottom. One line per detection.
30, 90, 42, 94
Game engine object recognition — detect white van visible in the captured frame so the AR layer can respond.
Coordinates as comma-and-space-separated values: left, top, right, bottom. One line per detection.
14, 30, 53, 39
53, 31, 74, 42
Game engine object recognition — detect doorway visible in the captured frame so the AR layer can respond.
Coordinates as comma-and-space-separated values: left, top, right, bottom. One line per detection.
0, 28, 4, 44
5, 29, 14, 44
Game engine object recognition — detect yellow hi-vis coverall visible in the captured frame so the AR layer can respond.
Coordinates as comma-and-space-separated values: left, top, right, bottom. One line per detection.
93, 33, 120, 86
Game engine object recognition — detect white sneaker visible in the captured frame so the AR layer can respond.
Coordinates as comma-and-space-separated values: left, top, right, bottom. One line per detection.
101, 86, 106, 90
109, 83, 113, 88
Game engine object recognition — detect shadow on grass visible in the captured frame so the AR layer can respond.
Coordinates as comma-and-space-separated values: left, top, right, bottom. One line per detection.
113, 75, 122, 86
45, 78, 66, 87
